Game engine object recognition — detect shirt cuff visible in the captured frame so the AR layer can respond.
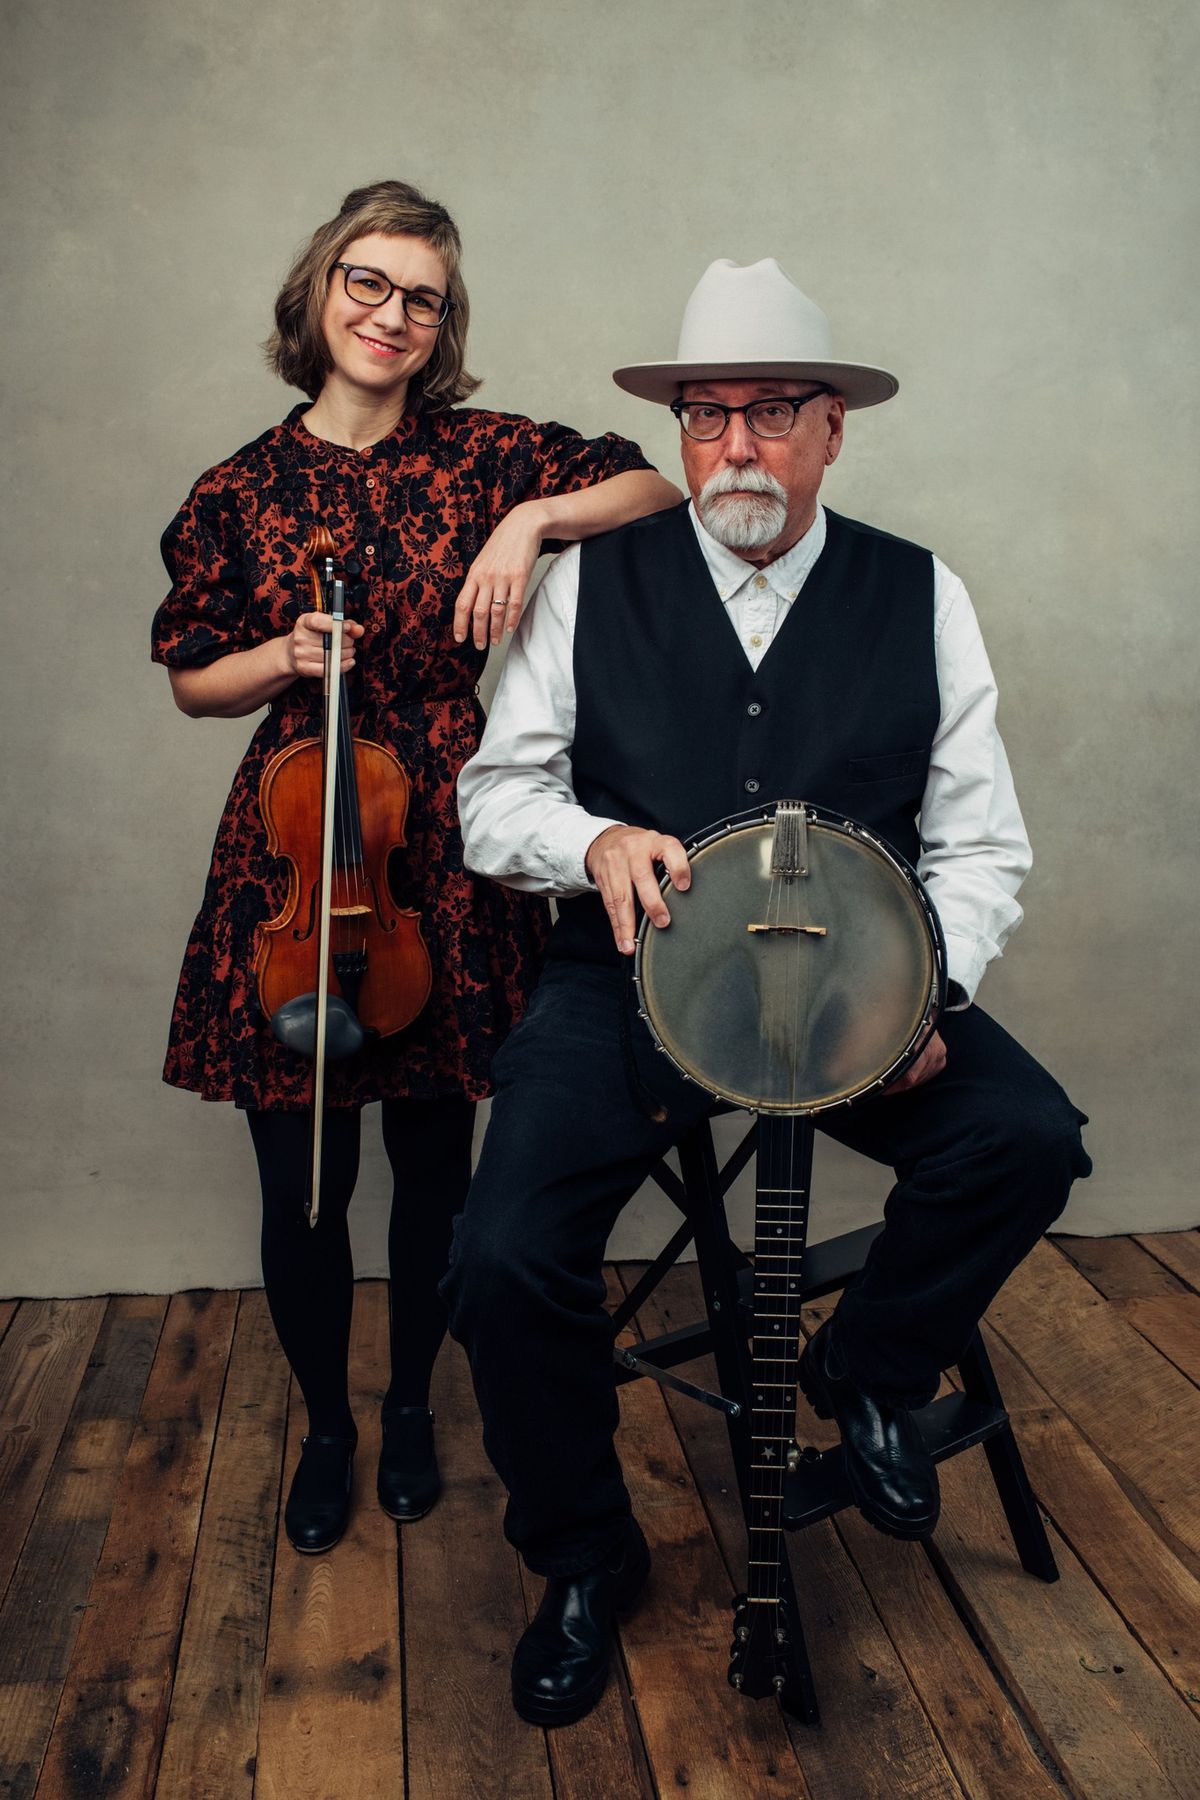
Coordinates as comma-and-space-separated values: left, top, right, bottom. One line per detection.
545, 812, 627, 893
940, 934, 989, 1009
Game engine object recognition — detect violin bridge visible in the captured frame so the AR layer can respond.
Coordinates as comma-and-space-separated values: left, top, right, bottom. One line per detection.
329, 904, 372, 918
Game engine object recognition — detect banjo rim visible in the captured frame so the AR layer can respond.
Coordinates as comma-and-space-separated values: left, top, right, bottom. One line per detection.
633, 800, 947, 1115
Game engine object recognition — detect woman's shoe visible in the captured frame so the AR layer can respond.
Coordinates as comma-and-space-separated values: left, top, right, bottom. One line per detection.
377, 1407, 441, 1521
284, 1433, 356, 1554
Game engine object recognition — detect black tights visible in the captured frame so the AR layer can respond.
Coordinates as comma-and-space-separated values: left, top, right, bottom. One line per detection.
247, 1098, 475, 1439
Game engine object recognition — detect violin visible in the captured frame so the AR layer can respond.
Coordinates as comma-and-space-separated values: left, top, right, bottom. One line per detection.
253, 525, 432, 1221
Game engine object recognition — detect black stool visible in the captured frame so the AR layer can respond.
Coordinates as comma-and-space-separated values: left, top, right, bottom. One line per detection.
612, 1112, 1058, 1727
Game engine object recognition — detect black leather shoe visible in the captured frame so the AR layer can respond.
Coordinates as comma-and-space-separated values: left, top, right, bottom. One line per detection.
284, 1433, 356, 1554
798, 1322, 940, 1540
377, 1407, 441, 1521
511, 1523, 651, 1727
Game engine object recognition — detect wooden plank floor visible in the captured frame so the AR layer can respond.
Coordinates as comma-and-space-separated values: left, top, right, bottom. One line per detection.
2, 1233, 1200, 1798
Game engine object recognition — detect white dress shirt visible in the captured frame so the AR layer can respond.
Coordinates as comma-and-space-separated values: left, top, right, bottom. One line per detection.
458, 502, 1031, 1006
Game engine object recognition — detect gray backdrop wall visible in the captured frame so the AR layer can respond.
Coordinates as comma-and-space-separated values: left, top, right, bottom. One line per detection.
3, 0, 1197, 1297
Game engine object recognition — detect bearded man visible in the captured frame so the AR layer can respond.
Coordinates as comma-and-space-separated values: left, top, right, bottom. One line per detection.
446, 258, 1091, 1727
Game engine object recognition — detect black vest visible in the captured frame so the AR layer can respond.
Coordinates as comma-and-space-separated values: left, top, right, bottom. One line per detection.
553, 502, 940, 962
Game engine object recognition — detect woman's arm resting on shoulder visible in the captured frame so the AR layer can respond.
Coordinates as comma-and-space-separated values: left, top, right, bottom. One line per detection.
167, 613, 364, 718
454, 468, 681, 648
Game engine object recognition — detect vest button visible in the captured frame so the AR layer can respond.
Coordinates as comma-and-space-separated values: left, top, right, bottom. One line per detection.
744, 778, 760, 794
747, 701, 762, 717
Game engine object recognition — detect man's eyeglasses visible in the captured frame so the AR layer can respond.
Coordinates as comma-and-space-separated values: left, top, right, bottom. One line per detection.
670, 388, 833, 442
332, 263, 455, 328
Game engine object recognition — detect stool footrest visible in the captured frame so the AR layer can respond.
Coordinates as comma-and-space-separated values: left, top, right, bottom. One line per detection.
614, 1318, 714, 1379
782, 1393, 1007, 1530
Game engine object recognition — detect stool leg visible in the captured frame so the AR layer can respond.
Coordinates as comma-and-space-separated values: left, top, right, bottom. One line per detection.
678, 1125, 756, 1508
955, 1331, 1059, 1583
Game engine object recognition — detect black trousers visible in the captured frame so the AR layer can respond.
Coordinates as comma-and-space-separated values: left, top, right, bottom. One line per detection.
441, 959, 1091, 1576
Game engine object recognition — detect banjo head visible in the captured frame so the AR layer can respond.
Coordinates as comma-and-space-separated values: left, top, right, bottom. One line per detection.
635, 805, 943, 1114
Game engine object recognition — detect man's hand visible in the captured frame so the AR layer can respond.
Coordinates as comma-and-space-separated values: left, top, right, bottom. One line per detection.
585, 825, 691, 955
883, 1029, 947, 1097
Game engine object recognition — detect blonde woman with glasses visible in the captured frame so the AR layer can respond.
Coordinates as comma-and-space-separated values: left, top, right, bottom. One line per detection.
152, 179, 677, 1555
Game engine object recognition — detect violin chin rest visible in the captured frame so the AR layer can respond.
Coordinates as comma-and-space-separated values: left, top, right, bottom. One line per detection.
270, 994, 366, 1062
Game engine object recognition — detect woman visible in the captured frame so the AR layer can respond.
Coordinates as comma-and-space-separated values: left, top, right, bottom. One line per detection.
152, 180, 678, 1554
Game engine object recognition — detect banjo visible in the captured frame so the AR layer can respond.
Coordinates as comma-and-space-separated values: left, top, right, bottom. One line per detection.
634, 798, 944, 1707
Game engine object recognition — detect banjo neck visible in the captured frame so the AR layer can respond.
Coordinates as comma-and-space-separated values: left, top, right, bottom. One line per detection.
747, 1116, 812, 1600
730, 1113, 814, 1700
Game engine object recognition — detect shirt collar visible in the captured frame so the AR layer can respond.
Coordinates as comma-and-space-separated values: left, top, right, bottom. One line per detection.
687, 499, 827, 602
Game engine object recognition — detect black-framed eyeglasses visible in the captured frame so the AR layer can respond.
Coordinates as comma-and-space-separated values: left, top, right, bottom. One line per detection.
332, 263, 455, 328
670, 388, 833, 441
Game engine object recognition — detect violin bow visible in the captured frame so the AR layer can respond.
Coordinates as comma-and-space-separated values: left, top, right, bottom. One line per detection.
305, 527, 345, 1229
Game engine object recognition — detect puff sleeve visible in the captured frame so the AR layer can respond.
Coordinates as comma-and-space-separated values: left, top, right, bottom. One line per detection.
152, 477, 252, 669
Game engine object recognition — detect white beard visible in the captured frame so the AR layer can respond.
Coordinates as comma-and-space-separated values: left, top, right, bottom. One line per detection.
696, 467, 789, 552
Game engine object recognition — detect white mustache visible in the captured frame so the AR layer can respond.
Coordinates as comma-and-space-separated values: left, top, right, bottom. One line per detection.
700, 466, 789, 503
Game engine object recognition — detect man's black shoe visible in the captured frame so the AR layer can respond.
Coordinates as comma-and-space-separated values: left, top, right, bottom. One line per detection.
511, 1523, 651, 1726
378, 1407, 441, 1521
798, 1321, 940, 1540
284, 1433, 356, 1554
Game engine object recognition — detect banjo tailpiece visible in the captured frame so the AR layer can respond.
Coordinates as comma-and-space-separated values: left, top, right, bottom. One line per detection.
770, 800, 809, 878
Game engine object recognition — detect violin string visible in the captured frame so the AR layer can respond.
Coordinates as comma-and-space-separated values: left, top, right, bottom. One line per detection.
329, 569, 358, 971
336, 583, 366, 959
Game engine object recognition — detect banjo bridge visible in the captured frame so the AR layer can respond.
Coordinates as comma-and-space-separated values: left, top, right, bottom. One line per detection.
746, 923, 827, 936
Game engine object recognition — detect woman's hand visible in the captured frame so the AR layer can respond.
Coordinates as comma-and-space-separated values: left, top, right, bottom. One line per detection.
168, 609, 366, 719
453, 500, 550, 649
287, 610, 366, 679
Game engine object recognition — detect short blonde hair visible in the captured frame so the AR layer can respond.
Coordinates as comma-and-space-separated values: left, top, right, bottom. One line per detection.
266, 179, 480, 408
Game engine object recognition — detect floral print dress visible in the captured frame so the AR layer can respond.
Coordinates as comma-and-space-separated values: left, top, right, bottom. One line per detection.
152, 401, 650, 1110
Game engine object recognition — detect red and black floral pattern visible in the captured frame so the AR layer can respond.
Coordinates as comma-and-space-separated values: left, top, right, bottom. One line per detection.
152, 402, 651, 1110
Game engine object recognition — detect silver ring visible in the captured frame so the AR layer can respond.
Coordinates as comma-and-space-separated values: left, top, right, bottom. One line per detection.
489, 598, 507, 608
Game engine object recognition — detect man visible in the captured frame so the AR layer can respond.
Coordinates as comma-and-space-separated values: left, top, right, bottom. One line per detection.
446, 258, 1091, 1727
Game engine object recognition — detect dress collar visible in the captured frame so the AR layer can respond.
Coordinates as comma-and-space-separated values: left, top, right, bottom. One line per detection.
283, 398, 424, 461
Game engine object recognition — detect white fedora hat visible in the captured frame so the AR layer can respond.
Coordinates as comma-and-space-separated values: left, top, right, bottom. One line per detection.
613, 258, 898, 410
